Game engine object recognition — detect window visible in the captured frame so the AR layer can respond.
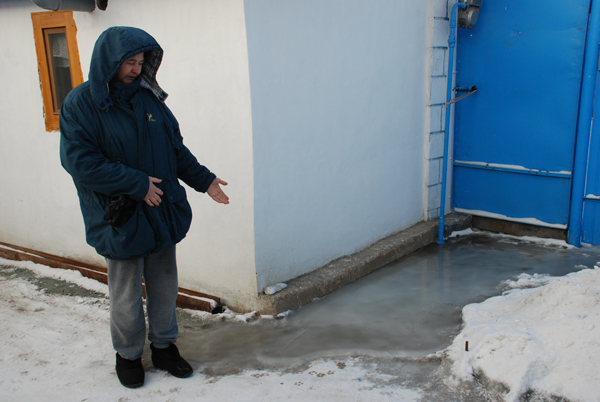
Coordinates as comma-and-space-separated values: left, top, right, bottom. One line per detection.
31, 11, 83, 132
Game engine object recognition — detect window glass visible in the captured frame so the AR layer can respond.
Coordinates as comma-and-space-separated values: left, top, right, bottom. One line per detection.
31, 11, 83, 132
44, 28, 72, 114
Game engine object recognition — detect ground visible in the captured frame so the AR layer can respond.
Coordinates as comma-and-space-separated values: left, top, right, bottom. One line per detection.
1, 230, 599, 401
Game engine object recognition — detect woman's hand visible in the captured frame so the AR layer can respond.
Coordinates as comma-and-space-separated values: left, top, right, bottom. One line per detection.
207, 178, 229, 205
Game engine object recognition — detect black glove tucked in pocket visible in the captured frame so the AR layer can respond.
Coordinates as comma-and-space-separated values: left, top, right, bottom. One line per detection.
104, 195, 137, 228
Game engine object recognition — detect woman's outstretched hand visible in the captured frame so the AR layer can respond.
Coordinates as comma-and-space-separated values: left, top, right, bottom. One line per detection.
207, 178, 229, 205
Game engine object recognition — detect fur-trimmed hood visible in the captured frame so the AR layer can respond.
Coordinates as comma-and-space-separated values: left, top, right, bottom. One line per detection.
89, 26, 168, 110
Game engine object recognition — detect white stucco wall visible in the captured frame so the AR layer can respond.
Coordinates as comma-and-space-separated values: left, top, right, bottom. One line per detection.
244, 0, 429, 290
0, 1, 258, 305
0, 1, 92, 262
1, 0, 436, 310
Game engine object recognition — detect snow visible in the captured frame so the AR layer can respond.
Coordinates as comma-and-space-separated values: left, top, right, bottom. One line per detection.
3, 233, 600, 400
264, 282, 288, 295
448, 228, 474, 238
446, 266, 600, 401
179, 292, 218, 309
453, 208, 568, 229
0, 259, 421, 401
501, 272, 552, 289
449, 227, 574, 249
454, 160, 571, 176
3, 257, 110, 296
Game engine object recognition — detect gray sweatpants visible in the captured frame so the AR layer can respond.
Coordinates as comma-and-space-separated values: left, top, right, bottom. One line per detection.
105, 246, 179, 360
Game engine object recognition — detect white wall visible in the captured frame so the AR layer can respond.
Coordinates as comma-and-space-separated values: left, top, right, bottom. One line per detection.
0, 1, 93, 263
1, 0, 436, 310
244, 0, 429, 291
0, 0, 258, 305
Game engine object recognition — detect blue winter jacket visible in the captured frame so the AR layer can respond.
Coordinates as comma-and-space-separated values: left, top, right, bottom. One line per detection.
59, 27, 216, 260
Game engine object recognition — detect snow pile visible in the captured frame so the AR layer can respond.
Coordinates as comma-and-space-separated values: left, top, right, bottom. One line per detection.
448, 228, 574, 249
446, 267, 600, 401
501, 273, 552, 290
448, 228, 474, 238
264, 283, 287, 295
181, 292, 218, 309
495, 234, 574, 249
212, 308, 258, 323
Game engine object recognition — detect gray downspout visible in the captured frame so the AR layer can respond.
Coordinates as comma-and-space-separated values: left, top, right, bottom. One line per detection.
31, 0, 106, 12
437, 1, 467, 244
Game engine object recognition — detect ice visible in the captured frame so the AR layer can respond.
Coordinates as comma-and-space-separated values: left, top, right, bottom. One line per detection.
2, 231, 600, 400
179, 232, 600, 372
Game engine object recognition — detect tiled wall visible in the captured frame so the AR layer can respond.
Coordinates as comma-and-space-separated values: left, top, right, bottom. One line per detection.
427, 0, 455, 219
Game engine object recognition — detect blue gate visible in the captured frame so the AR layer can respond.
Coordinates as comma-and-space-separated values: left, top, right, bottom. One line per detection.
452, 1, 591, 230
582, 65, 600, 244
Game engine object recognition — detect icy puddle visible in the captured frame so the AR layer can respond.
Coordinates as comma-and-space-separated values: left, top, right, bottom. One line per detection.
177, 231, 600, 372
3, 230, 599, 401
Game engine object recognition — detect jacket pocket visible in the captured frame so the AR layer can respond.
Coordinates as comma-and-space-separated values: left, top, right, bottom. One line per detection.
163, 121, 181, 153
164, 180, 192, 242
86, 201, 156, 260
162, 120, 185, 176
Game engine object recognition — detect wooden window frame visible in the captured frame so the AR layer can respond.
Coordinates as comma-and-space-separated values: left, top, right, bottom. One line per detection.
31, 11, 84, 132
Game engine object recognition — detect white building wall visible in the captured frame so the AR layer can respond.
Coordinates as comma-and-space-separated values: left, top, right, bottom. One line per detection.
0, 0, 258, 306
244, 0, 429, 291
1, 0, 442, 310
0, 2, 91, 262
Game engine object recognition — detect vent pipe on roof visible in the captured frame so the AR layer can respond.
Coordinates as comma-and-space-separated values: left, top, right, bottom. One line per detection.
31, 0, 107, 12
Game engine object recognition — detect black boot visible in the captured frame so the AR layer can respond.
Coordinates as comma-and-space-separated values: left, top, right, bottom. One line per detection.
115, 353, 145, 388
150, 343, 193, 378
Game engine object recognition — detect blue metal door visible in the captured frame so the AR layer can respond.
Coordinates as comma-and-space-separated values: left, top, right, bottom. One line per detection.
452, 1, 591, 229
582, 64, 600, 244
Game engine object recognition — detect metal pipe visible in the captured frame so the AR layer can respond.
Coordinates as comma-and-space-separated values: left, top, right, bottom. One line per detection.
437, 2, 467, 244
568, 0, 600, 246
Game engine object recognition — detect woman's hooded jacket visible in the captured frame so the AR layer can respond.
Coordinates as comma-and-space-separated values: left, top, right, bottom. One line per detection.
60, 27, 215, 260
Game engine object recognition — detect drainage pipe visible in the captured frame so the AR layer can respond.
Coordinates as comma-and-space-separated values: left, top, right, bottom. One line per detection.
437, 1, 467, 244
568, 0, 600, 246
31, 0, 96, 12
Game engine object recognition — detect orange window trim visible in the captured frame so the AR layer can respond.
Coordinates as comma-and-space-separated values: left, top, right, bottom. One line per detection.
31, 11, 84, 132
